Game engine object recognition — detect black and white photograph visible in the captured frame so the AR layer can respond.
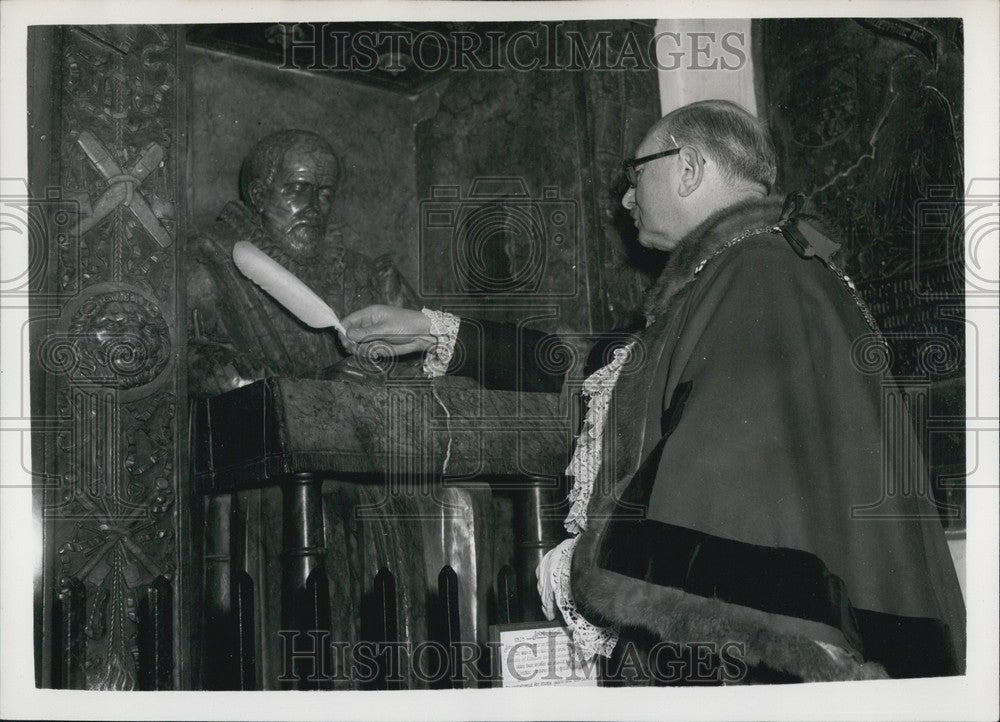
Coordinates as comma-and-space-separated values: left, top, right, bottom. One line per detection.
0, 1, 997, 719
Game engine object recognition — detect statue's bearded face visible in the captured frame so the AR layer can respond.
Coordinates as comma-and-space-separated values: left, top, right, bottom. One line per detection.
252, 148, 337, 258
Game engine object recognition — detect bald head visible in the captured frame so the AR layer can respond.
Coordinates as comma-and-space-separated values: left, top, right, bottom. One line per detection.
651, 100, 777, 193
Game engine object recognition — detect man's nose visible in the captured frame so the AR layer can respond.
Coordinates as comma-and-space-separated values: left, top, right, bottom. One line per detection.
302, 188, 321, 213
622, 186, 636, 210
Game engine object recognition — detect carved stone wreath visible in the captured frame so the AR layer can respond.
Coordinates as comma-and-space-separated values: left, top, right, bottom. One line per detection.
48, 287, 172, 393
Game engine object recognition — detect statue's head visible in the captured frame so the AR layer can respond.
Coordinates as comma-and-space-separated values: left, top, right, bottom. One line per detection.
240, 130, 341, 259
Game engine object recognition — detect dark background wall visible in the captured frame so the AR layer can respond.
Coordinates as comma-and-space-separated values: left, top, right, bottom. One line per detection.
414, 21, 662, 334
757, 18, 963, 291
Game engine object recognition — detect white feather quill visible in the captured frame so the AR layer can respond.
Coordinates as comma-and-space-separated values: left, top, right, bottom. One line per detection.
232, 241, 345, 334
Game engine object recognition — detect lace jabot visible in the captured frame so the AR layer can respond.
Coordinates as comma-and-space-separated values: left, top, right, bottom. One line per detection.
549, 343, 635, 660
563, 343, 635, 534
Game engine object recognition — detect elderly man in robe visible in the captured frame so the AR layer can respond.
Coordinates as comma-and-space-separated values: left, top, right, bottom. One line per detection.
338, 100, 966, 684
187, 129, 418, 397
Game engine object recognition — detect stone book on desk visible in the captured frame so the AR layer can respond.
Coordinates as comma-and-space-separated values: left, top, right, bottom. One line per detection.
192, 375, 574, 493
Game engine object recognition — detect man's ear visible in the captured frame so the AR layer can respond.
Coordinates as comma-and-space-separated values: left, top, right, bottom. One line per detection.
248, 181, 265, 213
676, 146, 705, 198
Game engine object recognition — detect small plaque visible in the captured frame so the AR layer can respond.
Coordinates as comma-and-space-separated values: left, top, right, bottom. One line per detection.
489, 621, 600, 688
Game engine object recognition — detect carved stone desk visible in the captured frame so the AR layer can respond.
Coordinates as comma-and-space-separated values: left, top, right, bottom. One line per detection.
192, 376, 573, 689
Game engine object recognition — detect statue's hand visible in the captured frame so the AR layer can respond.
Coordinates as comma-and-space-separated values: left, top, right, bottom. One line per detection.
339, 304, 435, 358
318, 353, 426, 385
318, 354, 387, 385
188, 340, 269, 396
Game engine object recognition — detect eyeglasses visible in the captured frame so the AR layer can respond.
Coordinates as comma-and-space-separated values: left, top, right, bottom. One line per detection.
623, 133, 683, 188
622, 147, 681, 188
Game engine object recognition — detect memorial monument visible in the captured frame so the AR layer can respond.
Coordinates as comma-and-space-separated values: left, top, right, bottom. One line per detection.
186, 129, 419, 396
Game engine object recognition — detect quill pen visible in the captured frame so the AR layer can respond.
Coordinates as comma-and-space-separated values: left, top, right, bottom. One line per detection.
232, 241, 346, 335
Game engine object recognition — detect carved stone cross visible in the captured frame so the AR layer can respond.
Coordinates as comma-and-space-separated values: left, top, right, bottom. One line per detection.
76, 130, 172, 248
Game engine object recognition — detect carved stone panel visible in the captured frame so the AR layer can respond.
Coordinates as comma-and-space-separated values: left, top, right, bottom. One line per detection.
34, 25, 185, 689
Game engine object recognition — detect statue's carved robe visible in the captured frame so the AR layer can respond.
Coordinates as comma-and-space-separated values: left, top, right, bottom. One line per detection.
187, 201, 510, 688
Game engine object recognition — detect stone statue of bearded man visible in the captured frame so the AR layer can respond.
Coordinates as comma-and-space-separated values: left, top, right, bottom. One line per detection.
186, 129, 418, 396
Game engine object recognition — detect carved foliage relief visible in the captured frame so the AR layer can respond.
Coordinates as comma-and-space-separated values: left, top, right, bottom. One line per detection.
42, 25, 181, 689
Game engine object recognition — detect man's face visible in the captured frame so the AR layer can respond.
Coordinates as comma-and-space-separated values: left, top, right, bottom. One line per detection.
254, 147, 337, 259
622, 132, 684, 252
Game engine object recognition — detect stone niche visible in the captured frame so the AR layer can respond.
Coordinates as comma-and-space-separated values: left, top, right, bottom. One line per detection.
186, 40, 422, 284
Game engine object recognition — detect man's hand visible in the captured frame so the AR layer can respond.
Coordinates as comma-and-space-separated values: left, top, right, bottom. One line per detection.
339, 305, 436, 358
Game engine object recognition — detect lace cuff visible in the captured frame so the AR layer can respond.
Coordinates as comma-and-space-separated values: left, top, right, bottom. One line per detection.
551, 536, 618, 661
421, 308, 460, 378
